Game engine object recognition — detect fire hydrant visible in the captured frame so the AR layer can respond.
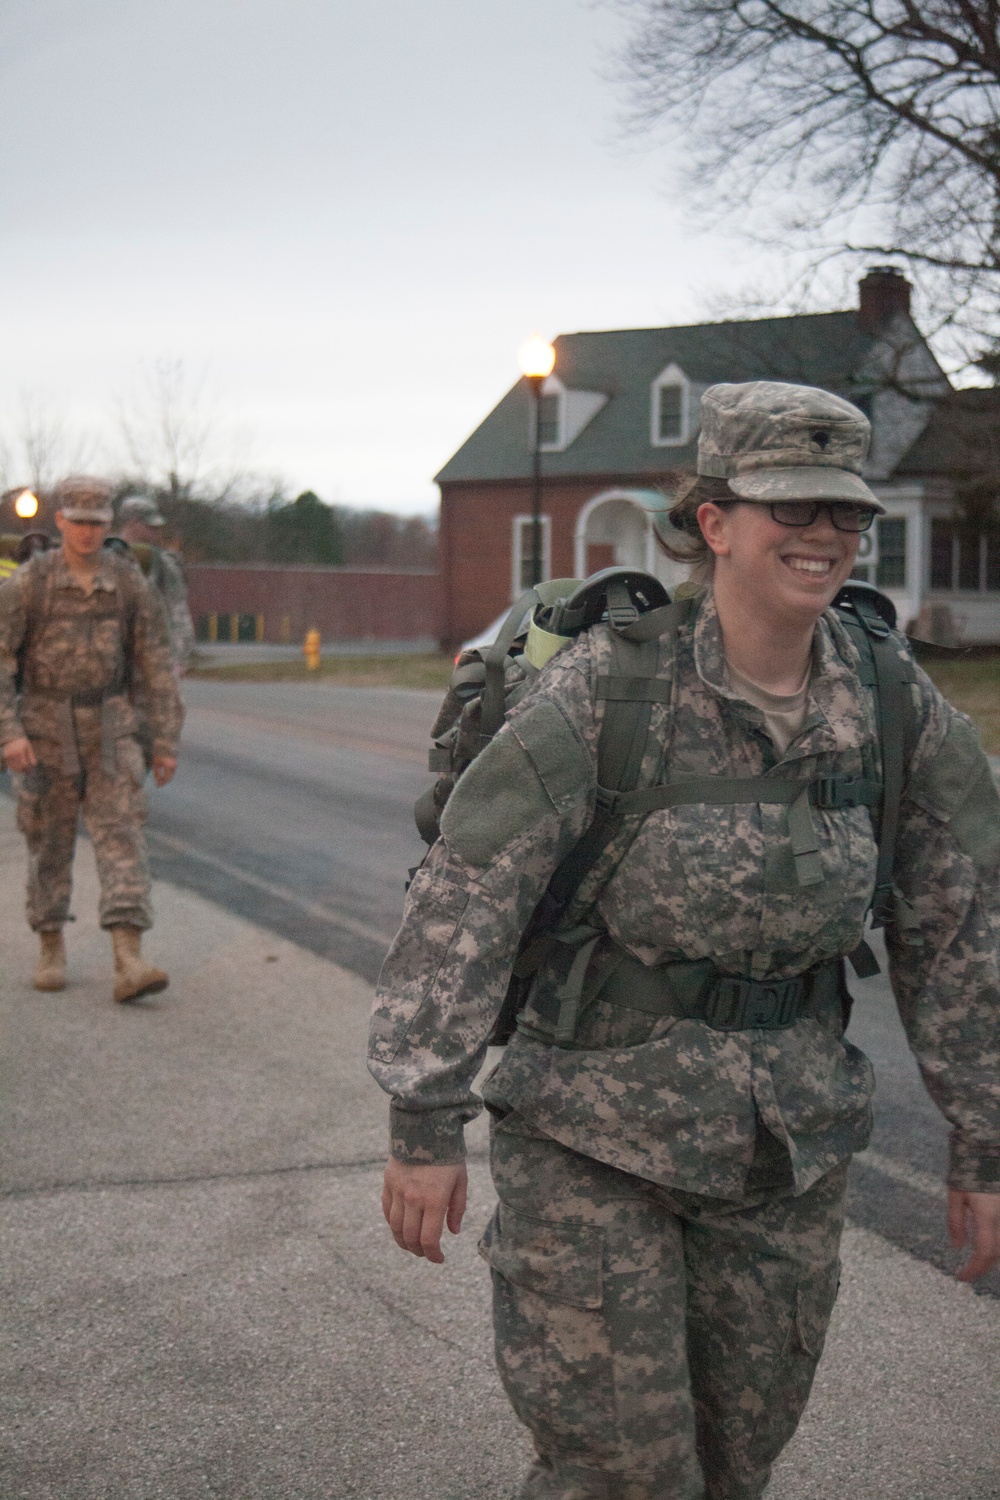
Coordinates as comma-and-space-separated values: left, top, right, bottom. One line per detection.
303, 627, 321, 671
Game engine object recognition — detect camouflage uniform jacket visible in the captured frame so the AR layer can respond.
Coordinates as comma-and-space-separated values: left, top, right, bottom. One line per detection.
0, 548, 183, 760
369, 590, 1000, 1200
149, 546, 195, 672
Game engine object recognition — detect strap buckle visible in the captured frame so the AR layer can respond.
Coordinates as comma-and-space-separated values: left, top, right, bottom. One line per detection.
703, 973, 805, 1030
607, 601, 639, 628
813, 776, 860, 810
594, 785, 619, 814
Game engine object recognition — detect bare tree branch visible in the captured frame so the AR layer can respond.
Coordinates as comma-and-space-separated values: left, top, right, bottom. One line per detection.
0, 393, 97, 495
612, 0, 1000, 354
113, 359, 257, 504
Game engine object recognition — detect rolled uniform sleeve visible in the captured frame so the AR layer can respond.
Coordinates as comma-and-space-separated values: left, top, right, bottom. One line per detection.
368, 645, 599, 1165
0, 570, 30, 746
887, 668, 1000, 1193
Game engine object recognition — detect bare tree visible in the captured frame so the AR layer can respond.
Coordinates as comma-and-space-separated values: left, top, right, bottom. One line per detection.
613, 1, 1000, 360
0, 393, 96, 496
113, 358, 257, 503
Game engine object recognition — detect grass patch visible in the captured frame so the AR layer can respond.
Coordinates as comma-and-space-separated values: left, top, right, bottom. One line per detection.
187, 645, 1000, 753
917, 650, 1000, 755
187, 652, 455, 691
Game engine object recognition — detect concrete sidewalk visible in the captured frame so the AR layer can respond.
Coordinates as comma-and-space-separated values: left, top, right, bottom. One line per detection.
1, 799, 998, 1500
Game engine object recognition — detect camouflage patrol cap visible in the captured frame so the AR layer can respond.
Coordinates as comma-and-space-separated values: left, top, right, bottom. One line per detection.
118, 495, 166, 526
52, 475, 114, 523
697, 381, 885, 510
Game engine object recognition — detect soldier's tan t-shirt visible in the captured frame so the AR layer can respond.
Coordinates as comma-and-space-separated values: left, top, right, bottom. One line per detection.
726, 659, 810, 757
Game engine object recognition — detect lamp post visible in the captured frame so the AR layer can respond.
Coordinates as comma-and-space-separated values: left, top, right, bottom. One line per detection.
2, 487, 40, 524
517, 334, 556, 586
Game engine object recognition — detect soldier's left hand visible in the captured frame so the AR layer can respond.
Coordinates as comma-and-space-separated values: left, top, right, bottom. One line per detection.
151, 755, 178, 787
948, 1189, 1000, 1281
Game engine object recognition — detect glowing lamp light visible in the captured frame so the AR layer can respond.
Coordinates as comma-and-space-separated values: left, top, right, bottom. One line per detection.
14, 489, 39, 519
518, 334, 555, 380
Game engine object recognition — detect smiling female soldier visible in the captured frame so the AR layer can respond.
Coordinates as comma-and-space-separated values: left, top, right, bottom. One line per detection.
368, 382, 1000, 1500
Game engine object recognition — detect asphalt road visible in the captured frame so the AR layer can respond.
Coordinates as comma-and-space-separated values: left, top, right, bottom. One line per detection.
34, 676, 983, 1300
2, 682, 998, 1498
147, 680, 434, 983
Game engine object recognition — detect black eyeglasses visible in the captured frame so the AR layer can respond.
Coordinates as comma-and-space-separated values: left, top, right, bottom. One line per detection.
712, 499, 877, 532
767, 501, 877, 533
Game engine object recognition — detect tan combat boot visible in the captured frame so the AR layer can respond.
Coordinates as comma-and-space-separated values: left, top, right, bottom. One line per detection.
33, 930, 66, 992
110, 926, 169, 1003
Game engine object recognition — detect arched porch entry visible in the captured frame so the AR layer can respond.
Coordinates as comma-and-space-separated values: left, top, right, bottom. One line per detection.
573, 488, 690, 592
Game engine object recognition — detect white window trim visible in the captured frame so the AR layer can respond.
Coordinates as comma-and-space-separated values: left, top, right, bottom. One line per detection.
532, 376, 564, 453
512, 513, 552, 598
573, 489, 661, 576
650, 363, 691, 448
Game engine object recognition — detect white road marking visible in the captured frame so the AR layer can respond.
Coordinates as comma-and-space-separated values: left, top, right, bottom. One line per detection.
148, 828, 393, 949
855, 1148, 944, 1200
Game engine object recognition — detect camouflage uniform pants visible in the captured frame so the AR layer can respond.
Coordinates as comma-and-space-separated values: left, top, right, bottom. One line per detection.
15, 734, 152, 932
481, 1112, 846, 1500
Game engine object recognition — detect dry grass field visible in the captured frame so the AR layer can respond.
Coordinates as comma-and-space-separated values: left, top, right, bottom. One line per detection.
189, 652, 456, 692
190, 646, 999, 754
918, 652, 1000, 756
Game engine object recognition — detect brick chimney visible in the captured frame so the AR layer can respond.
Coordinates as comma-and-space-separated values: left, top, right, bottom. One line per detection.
858, 266, 912, 333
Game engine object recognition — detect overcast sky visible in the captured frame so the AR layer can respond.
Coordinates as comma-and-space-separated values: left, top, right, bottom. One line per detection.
0, 0, 786, 513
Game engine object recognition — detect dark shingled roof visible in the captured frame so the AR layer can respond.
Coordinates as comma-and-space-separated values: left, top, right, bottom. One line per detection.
895, 387, 1000, 478
435, 311, 879, 484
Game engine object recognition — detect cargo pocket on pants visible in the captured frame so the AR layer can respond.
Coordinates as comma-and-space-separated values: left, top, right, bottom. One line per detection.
479, 1202, 620, 1461
748, 1260, 841, 1470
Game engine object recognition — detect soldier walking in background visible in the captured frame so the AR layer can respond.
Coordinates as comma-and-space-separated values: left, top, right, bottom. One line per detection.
0, 476, 184, 1002
114, 494, 195, 675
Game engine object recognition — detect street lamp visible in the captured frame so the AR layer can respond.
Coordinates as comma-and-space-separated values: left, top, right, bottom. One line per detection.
517, 334, 556, 587
14, 489, 39, 520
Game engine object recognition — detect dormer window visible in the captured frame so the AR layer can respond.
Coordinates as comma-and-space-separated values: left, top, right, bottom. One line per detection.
530, 375, 608, 452
538, 392, 561, 447
650, 364, 691, 447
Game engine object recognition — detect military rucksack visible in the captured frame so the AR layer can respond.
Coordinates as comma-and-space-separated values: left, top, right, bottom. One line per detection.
415, 568, 920, 1044
104, 535, 161, 582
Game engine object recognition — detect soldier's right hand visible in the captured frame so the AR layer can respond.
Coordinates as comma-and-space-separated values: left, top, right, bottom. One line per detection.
2, 737, 37, 774
382, 1158, 468, 1264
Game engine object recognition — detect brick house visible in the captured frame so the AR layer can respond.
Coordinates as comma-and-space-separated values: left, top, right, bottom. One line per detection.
435, 269, 1000, 647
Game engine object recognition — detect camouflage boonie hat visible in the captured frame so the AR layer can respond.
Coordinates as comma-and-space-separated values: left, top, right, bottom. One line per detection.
697, 381, 885, 511
52, 475, 114, 523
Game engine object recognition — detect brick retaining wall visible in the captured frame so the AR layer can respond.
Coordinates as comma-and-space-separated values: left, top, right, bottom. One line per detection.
186, 563, 441, 644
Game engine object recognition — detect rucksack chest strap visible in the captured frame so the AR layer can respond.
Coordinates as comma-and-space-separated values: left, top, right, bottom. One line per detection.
594, 774, 879, 890
596, 774, 880, 817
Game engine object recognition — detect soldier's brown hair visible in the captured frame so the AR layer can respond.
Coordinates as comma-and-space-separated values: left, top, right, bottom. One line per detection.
655, 475, 733, 581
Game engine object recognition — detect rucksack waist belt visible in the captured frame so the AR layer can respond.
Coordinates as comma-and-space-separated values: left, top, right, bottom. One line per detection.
520, 945, 842, 1043
22, 683, 127, 778
25, 683, 126, 707
597, 951, 842, 1030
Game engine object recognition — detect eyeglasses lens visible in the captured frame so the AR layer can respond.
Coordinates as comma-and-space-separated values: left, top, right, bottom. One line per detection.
769, 502, 875, 532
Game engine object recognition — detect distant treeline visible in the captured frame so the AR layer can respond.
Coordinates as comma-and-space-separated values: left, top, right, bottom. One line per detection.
130, 489, 437, 569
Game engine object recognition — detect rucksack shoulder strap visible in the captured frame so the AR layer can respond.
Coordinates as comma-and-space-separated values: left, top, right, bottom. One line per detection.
539, 596, 696, 922
832, 585, 920, 925
23, 549, 55, 634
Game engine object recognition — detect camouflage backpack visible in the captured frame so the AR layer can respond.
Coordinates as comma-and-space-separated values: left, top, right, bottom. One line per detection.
414, 568, 920, 1043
